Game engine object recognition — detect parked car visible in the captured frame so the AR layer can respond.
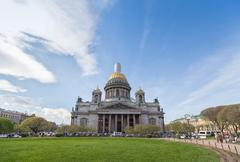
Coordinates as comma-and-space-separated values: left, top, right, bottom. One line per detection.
125, 133, 134, 137
111, 132, 123, 137
8, 134, 22, 138
0, 134, 8, 138
198, 131, 211, 139
191, 133, 198, 139
180, 134, 186, 139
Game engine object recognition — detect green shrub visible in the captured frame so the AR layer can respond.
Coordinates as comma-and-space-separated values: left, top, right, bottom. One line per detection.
55, 134, 64, 137
19, 133, 29, 137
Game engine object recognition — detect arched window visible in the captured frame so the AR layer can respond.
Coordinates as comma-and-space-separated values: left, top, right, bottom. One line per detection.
80, 118, 88, 127
149, 118, 156, 125
94, 95, 98, 103
139, 95, 143, 103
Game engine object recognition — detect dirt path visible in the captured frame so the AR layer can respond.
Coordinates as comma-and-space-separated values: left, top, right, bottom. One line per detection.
214, 148, 239, 162
158, 138, 240, 162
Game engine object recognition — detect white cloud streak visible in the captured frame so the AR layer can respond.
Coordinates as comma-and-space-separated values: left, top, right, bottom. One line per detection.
0, 95, 70, 124
0, 0, 112, 82
146, 47, 240, 122
139, 1, 153, 52
0, 37, 56, 83
179, 51, 240, 107
0, 80, 27, 93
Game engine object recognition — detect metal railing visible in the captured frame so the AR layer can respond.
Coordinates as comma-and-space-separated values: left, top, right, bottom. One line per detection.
162, 138, 240, 155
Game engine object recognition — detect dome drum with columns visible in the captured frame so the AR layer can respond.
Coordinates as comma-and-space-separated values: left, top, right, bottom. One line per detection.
71, 63, 165, 133
105, 63, 131, 101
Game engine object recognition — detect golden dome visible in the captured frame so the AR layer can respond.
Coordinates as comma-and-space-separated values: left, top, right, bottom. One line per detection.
108, 72, 127, 81
105, 63, 131, 92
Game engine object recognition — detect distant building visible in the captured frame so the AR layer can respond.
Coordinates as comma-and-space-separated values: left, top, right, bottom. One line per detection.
71, 63, 165, 133
172, 115, 217, 131
0, 108, 34, 124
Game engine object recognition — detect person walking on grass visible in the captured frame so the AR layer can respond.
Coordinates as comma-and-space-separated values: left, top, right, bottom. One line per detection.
216, 133, 220, 143
219, 133, 223, 143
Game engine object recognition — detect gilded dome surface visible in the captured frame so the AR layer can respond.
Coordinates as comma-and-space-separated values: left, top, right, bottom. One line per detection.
108, 72, 127, 81
105, 72, 130, 88
104, 63, 131, 90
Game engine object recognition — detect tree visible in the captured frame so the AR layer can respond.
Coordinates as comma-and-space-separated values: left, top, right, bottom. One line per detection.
201, 106, 226, 133
124, 126, 134, 134
44, 122, 57, 132
56, 125, 95, 136
20, 117, 49, 134
217, 107, 229, 132
195, 125, 204, 132
201, 104, 240, 134
181, 123, 195, 133
225, 105, 240, 136
168, 122, 195, 134
0, 117, 14, 134
168, 122, 182, 134
142, 125, 160, 134
124, 124, 160, 136
56, 125, 69, 135
67, 125, 80, 134
164, 124, 171, 132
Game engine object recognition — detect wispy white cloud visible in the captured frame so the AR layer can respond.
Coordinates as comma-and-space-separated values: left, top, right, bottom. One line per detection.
163, 51, 240, 121
0, 95, 70, 124
0, 37, 56, 83
140, 25, 151, 51
179, 50, 240, 107
145, 46, 240, 122
0, 0, 113, 79
40, 107, 70, 125
0, 80, 27, 93
139, 1, 153, 52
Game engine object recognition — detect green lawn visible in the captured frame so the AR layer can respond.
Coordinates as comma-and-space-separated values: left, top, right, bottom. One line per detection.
0, 137, 219, 162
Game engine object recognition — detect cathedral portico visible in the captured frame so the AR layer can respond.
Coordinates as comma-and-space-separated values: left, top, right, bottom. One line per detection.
97, 113, 140, 133
71, 63, 165, 133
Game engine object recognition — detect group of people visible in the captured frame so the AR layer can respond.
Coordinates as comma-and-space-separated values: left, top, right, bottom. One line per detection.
215, 132, 238, 143
215, 133, 224, 143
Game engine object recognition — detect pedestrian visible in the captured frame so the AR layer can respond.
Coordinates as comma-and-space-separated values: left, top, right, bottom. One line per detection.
219, 133, 223, 143
216, 133, 220, 143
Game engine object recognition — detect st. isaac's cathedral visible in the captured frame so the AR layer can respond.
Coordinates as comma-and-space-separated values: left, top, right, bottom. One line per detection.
71, 63, 165, 133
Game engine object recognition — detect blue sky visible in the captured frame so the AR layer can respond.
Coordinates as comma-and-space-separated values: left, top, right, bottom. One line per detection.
0, 0, 240, 124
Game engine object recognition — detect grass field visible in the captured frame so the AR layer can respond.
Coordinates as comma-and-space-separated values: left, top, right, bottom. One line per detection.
0, 137, 219, 162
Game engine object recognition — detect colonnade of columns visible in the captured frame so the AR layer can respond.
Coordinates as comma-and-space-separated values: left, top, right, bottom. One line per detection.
97, 114, 139, 133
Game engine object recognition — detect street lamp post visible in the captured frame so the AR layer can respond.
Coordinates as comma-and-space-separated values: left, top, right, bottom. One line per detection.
184, 114, 191, 136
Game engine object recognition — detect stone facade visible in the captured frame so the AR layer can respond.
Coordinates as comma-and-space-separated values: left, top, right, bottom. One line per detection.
71, 63, 165, 133
172, 115, 218, 132
0, 108, 34, 124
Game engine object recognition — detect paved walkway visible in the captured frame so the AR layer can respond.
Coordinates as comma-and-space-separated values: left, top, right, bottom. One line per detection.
159, 138, 240, 162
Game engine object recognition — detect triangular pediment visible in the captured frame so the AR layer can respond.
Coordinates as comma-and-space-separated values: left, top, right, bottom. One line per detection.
98, 102, 137, 110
